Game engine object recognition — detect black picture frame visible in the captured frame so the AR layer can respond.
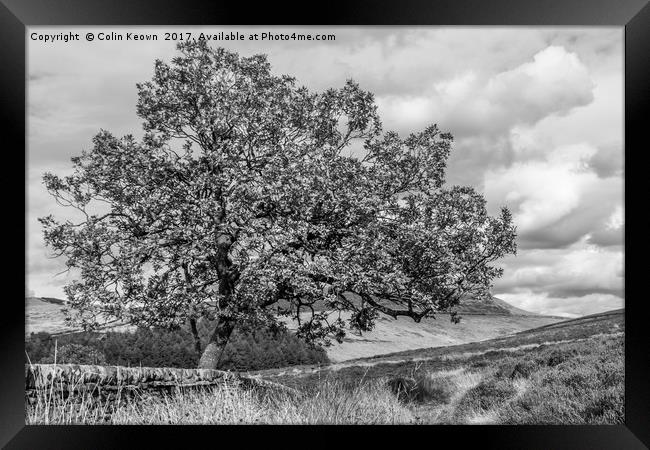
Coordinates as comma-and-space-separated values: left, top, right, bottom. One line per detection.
2, 0, 647, 448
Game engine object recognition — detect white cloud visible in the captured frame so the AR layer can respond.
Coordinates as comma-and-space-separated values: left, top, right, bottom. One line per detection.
497, 291, 623, 318
377, 46, 595, 139
508, 72, 623, 164
484, 143, 606, 236
486, 46, 594, 119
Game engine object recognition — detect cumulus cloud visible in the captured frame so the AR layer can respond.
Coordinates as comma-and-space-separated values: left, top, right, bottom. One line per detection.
375, 45, 600, 193
493, 239, 624, 300
587, 205, 624, 247
376, 46, 594, 139
486, 46, 594, 123
509, 71, 623, 160
484, 143, 623, 249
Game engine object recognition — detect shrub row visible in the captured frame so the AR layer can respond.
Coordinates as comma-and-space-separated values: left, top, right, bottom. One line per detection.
25, 322, 329, 371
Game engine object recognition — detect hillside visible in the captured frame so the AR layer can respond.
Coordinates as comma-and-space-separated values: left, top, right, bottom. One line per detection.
314, 312, 563, 362
25, 297, 134, 336
489, 296, 540, 316
25, 297, 74, 336
345, 308, 624, 367
26, 294, 564, 362
452, 295, 547, 316
33, 296, 67, 305
252, 308, 624, 384
284, 294, 564, 361
278, 292, 556, 317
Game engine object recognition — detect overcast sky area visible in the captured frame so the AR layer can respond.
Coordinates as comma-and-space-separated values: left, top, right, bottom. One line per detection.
27, 27, 624, 318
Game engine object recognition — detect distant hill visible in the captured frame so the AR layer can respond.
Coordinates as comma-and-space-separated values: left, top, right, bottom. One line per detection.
25, 296, 134, 337
441, 294, 517, 315
276, 294, 567, 361
25, 297, 74, 336
490, 297, 540, 316
26, 293, 566, 361
27, 296, 67, 305
277, 292, 555, 318
448, 295, 561, 317
303, 311, 564, 362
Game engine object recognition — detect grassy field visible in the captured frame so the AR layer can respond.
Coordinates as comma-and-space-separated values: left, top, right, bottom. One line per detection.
241, 309, 624, 424
26, 309, 623, 425
404, 333, 623, 424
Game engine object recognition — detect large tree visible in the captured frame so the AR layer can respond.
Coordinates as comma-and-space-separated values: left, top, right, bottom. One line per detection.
40, 41, 517, 369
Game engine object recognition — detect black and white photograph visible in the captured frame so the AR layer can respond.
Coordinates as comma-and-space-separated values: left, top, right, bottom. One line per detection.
25, 26, 625, 425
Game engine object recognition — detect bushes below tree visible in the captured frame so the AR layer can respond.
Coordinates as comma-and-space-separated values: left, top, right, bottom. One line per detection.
37, 343, 107, 365
25, 323, 329, 371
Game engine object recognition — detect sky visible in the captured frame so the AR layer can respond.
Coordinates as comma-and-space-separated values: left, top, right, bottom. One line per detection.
26, 27, 624, 318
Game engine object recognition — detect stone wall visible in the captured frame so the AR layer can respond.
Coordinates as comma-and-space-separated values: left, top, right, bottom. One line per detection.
25, 363, 298, 406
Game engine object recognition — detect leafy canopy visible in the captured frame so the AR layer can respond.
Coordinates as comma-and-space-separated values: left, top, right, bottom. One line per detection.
40, 40, 516, 347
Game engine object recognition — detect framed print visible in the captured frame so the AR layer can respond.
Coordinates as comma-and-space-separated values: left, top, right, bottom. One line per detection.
1, 0, 648, 448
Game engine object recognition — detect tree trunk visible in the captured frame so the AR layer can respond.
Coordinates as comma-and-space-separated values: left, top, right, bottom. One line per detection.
198, 230, 238, 370
197, 317, 235, 370
189, 318, 202, 356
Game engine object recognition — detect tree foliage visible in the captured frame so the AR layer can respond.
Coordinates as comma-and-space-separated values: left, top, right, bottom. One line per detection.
40, 40, 516, 369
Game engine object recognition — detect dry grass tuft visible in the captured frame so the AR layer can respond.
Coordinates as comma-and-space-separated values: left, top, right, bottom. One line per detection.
26, 374, 415, 425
